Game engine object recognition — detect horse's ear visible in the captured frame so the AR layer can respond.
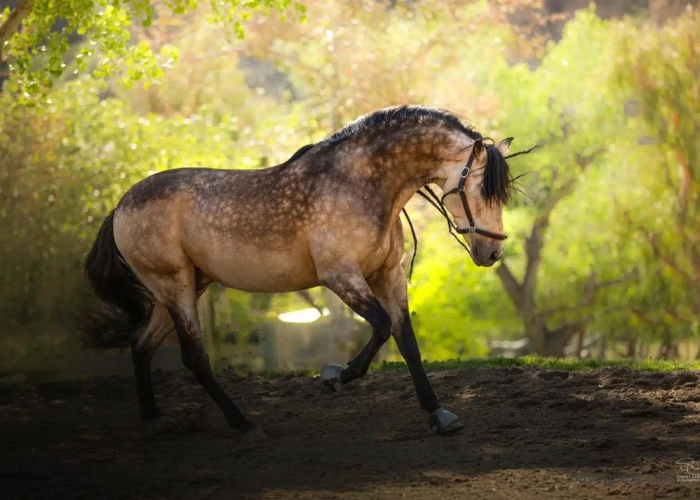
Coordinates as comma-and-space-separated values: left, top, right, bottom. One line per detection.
498, 137, 514, 156
473, 139, 486, 160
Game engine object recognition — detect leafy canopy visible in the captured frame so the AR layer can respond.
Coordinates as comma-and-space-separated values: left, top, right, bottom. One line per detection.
0, 0, 306, 105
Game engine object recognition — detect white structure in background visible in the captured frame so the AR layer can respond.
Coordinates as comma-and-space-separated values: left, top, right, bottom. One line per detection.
261, 306, 371, 371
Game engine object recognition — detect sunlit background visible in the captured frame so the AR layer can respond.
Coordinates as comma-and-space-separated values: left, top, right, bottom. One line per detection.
1, 0, 699, 383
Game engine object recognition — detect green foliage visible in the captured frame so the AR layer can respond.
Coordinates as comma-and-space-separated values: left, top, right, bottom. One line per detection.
3, 0, 700, 365
407, 215, 514, 359
409, 7, 635, 347
607, 10, 700, 340
242, 0, 513, 133
0, 0, 305, 105
0, 65, 307, 327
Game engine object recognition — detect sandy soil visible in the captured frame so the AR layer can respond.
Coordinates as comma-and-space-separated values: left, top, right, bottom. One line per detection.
2, 365, 700, 499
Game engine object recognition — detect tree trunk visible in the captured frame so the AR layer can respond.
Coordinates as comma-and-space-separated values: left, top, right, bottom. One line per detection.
598, 335, 607, 360
576, 327, 584, 358
523, 321, 582, 357
658, 331, 679, 359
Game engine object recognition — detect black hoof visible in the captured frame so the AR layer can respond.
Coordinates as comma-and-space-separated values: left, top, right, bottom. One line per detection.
428, 408, 464, 436
320, 364, 344, 393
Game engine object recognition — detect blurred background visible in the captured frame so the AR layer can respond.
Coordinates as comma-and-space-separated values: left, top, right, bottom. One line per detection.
1, 0, 699, 383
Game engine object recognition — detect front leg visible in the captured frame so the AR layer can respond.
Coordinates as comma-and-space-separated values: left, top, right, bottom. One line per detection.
385, 265, 463, 435
318, 265, 393, 390
320, 262, 463, 436
392, 307, 464, 435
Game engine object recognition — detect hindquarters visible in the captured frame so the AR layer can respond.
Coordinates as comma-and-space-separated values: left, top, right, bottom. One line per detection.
78, 210, 156, 349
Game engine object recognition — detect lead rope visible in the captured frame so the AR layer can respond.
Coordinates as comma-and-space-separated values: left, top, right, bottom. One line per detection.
401, 208, 418, 283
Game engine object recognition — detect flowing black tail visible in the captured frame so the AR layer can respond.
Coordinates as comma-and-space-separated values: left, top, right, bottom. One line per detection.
78, 210, 155, 349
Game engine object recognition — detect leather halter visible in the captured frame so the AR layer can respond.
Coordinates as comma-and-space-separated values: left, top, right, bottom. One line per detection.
440, 143, 508, 241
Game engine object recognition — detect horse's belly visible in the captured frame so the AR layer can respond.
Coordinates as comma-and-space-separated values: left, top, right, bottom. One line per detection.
189, 241, 319, 293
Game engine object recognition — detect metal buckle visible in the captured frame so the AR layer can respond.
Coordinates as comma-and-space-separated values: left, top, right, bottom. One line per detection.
467, 225, 476, 235
460, 167, 470, 179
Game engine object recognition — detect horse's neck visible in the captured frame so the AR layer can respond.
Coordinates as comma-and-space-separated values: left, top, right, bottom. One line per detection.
372, 134, 463, 226
374, 151, 454, 226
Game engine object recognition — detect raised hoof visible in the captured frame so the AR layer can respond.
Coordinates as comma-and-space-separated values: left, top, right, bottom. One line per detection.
320, 364, 345, 393
242, 425, 267, 444
428, 408, 464, 436
145, 415, 180, 434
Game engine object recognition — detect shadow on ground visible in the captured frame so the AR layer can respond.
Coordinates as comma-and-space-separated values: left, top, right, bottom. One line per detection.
1, 365, 699, 499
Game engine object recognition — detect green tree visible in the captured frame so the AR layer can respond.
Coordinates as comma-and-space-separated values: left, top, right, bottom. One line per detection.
0, 0, 304, 105
610, 8, 700, 357
412, 7, 640, 357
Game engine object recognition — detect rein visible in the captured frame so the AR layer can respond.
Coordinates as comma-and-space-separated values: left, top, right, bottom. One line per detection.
402, 141, 540, 282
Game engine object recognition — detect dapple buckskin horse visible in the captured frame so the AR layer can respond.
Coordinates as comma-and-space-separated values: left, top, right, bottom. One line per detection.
80, 105, 520, 442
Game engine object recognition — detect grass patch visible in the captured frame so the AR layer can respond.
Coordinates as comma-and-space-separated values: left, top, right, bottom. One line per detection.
5, 355, 699, 386
220, 356, 700, 380
374, 356, 700, 373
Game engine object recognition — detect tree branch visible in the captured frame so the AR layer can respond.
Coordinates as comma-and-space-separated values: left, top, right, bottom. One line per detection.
495, 261, 524, 311
522, 214, 549, 302
648, 232, 700, 288
0, 0, 34, 65
522, 152, 601, 299
536, 270, 638, 319
629, 306, 659, 326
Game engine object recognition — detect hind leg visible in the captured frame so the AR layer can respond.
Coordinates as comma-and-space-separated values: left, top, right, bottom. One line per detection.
157, 271, 262, 439
131, 287, 213, 429
131, 302, 174, 422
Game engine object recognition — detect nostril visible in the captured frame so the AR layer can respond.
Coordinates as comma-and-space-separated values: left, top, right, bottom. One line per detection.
490, 250, 501, 262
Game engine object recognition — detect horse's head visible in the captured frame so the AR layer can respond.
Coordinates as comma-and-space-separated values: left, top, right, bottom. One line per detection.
440, 137, 513, 267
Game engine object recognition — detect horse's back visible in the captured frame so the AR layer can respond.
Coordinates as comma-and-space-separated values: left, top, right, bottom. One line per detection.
117, 167, 247, 212
112, 166, 322, 293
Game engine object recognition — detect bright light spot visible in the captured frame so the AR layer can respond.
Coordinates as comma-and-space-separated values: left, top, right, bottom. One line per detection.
278, 308, 330, 323
561, 59, 568, 67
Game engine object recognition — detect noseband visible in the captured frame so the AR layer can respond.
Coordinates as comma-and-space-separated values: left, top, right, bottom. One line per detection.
440, 145, 508, 241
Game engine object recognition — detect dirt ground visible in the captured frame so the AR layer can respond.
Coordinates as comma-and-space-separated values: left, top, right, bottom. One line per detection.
2, 365, 700, 500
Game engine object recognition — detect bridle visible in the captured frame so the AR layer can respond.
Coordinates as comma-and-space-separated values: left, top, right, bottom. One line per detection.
402, 138, 540, 282
439, 142, 508, 241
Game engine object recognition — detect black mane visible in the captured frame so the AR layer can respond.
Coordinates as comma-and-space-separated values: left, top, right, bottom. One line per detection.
319, 105, 483, 146
282, 105, 513, 206
482, 144, 514, 206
